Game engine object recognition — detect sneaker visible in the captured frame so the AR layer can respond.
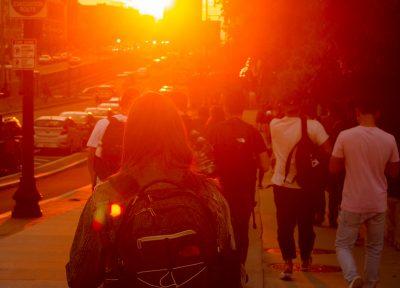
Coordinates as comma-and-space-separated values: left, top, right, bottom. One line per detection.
349, 276, 363, 288
280, 260, 293, 281
301, 257, 312, 272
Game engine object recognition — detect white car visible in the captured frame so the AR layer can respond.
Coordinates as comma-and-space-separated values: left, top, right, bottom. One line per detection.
107, 97, 121, 105
38, 55, 52, 65
98, 102, 120, 112
69, 56, 81, 65
59, 111, 91, 125
85, 107, 111, 121
159, 85, 174, 93
136, 67, 148, 78
34, 116, 83, 153
81, 85, 116, 103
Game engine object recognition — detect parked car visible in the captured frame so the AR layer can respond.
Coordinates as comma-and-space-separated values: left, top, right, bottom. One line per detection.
136, 67, 148, 78
0, 117, 22, 176
106, 97, 121, 105
81, 85, 116, 104
38, 54, 52, 65
69, 56, 81, 66
159, 85, 174, 93
59, 111, 95, 143
84, 107, 112, 121
98, 102, 120, 112
34, 116, 83, 153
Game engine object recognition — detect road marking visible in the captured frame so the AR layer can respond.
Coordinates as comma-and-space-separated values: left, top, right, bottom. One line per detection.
0, 184, 91, 220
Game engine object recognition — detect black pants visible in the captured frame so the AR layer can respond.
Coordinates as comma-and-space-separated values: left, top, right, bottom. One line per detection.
229, 203, 252, 265
273, 186, 315, 261
222, 183, 255, 265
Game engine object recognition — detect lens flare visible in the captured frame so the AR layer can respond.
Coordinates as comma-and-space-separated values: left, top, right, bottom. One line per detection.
110, 203, 122, 218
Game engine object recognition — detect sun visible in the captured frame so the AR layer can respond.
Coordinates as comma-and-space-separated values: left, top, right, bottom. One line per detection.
125, 0, 174, 20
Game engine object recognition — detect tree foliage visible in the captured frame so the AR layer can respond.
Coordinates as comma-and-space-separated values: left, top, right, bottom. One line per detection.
221, 0, 400, 109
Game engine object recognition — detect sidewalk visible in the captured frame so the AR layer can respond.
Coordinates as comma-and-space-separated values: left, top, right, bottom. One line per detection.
0, 184, 264, 288
259, 179, 400, 288
0, 185, 91, 288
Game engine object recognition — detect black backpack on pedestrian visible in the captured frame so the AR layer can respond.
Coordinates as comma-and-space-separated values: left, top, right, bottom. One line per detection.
285, 117, 328, 190
103, 179, 241, 288
94, 116, 125, 180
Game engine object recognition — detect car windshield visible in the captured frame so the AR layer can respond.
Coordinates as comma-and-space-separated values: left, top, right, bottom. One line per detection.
34, 120, 64, 128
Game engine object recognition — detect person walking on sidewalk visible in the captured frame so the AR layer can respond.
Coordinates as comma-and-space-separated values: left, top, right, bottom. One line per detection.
208, 88, 270, 277
86, 88, 139, 190
330, 96, 400, 288
67, 92, 238, 288
270, 96, 331, 281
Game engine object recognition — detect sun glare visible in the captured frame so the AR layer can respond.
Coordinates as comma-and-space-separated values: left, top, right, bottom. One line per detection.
126, 0, 174, 20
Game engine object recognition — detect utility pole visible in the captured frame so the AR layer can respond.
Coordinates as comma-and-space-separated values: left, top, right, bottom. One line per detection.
0, 0, 5, 88
10, 0, 46, 218
12, 20, 42, 218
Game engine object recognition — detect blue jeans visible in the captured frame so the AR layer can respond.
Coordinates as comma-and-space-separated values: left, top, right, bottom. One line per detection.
335, 210, 385, 287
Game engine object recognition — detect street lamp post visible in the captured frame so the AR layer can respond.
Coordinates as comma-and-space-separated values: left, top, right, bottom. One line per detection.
12, 19, 42, 218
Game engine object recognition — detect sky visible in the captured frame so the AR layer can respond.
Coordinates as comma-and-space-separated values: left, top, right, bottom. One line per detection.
79, 0, 174, 19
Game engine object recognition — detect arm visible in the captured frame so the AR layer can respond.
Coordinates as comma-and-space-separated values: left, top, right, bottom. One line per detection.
86, 119, 108, 190
87, 147, 97, 190
258, 151, 270, 172
320, 139, 332, 156
386, 138, 400, 179
329, 156, 344, 174
329, 133, 345, 174
386, 162, 400, 179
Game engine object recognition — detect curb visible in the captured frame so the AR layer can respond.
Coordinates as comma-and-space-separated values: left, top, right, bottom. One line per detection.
0, 184, 91, 220
0, 154, 87, 190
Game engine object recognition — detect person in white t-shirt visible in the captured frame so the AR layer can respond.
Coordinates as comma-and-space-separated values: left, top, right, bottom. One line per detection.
87, 88, 139, 190
330, 97, 399, 288
270, 97, 331, 281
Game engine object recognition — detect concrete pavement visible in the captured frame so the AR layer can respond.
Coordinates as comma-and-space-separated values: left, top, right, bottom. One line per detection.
0, 178, 399, 287
0, 184, 265, 288
259, 176, 400, 288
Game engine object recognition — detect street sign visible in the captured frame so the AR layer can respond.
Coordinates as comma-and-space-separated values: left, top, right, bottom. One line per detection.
9, 0, 47, 19
12, 39, 36, 70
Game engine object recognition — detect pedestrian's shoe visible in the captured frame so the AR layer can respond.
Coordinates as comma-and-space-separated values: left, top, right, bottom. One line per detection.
349, 276, 363, 288
279, 260, 293, 281
301, 257, 312, 272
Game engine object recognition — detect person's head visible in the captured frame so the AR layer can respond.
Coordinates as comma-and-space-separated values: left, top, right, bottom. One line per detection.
120, 87, 140, 114
280, 94, 302, 117
355, 96, 381, 123
351, 79, 381, 124
122, 92, 192, 170
222, 87, 246, 116
209, 105, 225, 122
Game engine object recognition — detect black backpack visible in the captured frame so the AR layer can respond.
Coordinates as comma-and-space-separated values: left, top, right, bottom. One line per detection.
285, 118, 328, 190
94, 117, 125, 180
103, 179, 241, 288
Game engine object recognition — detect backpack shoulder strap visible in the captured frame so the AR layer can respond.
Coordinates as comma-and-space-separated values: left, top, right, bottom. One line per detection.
301, 117, 311, 142
284, 117, 304, 182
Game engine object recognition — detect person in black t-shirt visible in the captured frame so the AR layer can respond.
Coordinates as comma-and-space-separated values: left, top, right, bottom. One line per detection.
208, 88, 269, 268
